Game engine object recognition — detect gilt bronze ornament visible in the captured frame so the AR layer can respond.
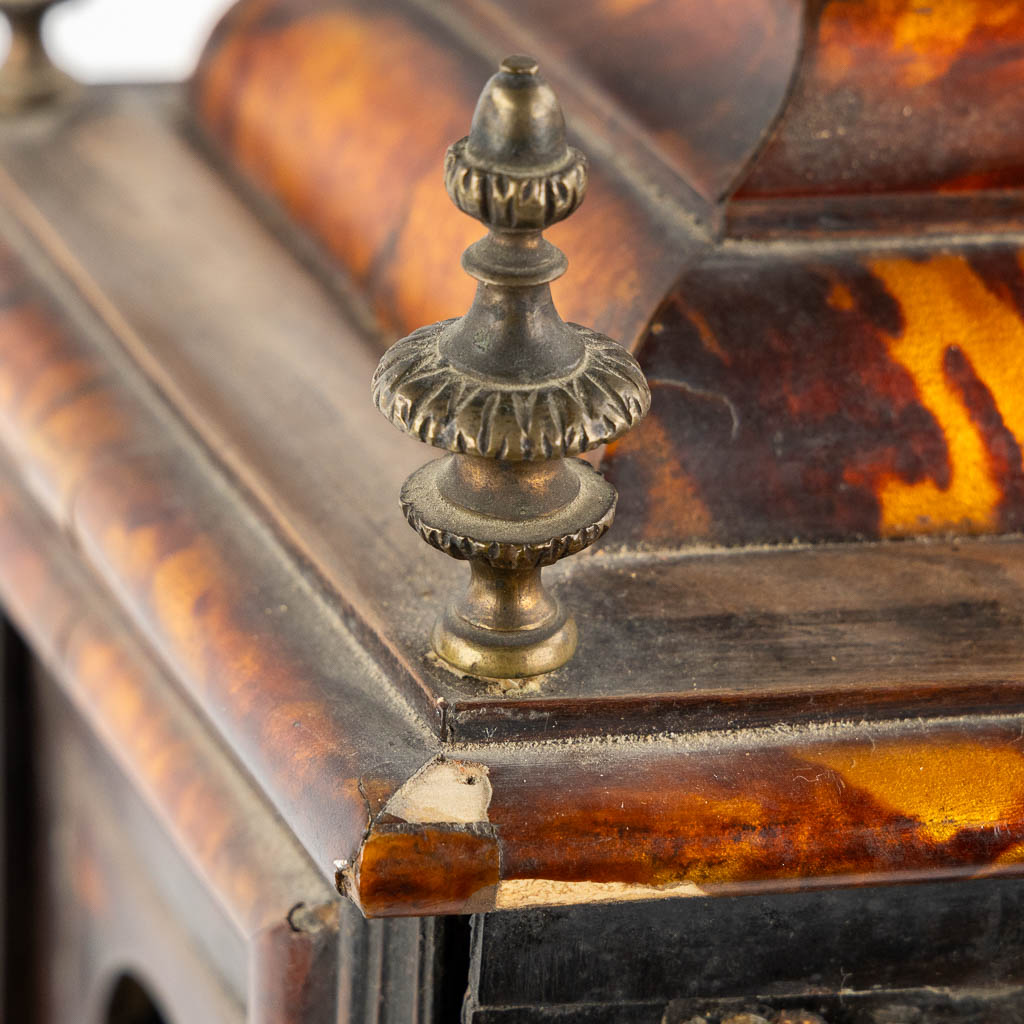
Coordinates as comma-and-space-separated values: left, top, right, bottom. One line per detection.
372, 55, 650, 678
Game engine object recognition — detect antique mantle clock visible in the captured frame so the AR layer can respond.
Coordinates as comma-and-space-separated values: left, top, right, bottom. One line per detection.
3, 1, 1024, 1022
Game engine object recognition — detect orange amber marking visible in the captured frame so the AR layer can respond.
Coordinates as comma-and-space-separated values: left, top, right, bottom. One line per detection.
827, 281, 855, 311
869, 253, 1024, 534
806, 738, 1024, 845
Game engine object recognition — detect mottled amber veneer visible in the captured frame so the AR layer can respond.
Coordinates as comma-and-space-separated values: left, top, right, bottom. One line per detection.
0, 248, 135, 515
0, 471, 338, 936
193, 0, 683, 350
353, 724, 1024, 917
472, 0, 800, 205
194, 0, 1024, 240
607, 246, 1024, 546
740, 0, 1024, 198
2, 210, 1024, 918
193, 0, 1024, 548
0, 232, 428, 890
0, 451, 342, 1015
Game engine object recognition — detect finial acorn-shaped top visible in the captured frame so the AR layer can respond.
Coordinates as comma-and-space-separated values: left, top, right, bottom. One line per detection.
371, 57, 650, 678
467, 55, 564, 173
448, 53, 587, 231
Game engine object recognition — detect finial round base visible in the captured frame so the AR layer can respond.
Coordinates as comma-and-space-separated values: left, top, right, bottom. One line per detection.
433, 560, 578, 678
432, 602, 577, 679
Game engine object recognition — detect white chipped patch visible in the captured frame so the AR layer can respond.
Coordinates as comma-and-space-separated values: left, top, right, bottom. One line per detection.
384, 759, 492, 825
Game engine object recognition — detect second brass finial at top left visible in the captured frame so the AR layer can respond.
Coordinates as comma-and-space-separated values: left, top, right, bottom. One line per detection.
0, 0, 75, 114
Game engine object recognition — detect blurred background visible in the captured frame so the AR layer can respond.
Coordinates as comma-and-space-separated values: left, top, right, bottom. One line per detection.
1, 0, 236, 82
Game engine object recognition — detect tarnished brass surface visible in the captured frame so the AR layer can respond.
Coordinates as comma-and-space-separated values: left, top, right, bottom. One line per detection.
0, 1, 74, 114
372, 56, 650, 678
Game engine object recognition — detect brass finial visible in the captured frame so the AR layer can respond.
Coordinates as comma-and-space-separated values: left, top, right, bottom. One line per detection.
0, 1, 73, 114
372, 57, 650, 679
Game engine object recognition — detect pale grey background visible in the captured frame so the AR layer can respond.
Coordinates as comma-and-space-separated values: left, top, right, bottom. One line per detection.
2, 0, 237, 81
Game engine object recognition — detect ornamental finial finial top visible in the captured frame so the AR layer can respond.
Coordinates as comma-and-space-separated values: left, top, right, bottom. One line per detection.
372, 57, 650, 679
